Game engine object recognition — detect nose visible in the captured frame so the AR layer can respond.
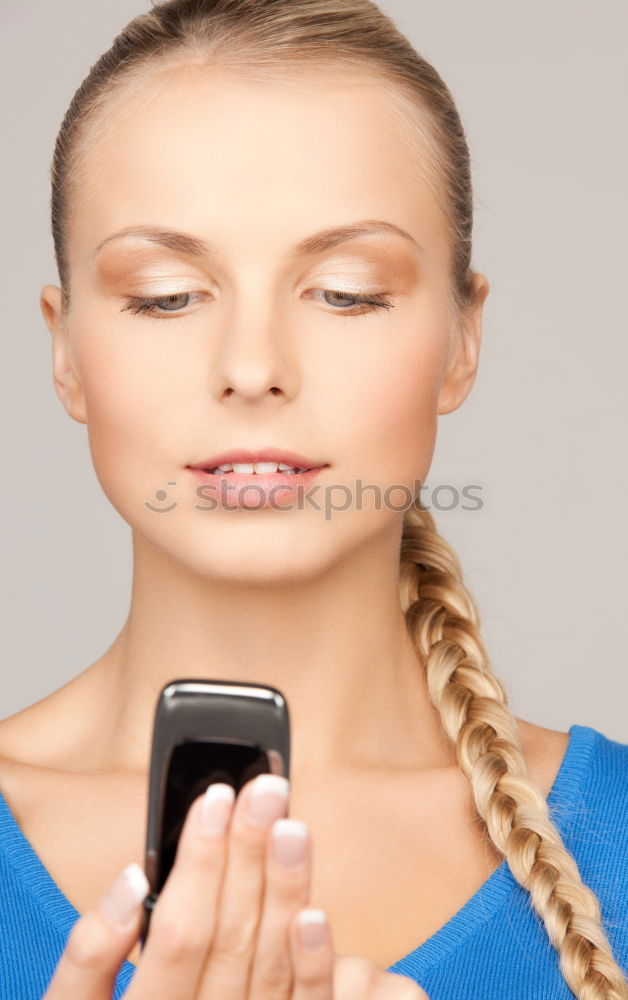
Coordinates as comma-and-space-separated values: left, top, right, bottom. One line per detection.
210, 293, 299, 406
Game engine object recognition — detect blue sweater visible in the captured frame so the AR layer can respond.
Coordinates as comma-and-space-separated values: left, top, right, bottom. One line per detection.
1, 723, 627, 999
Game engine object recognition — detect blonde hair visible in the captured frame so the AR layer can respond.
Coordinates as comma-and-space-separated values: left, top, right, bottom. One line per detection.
49, 2, 628, 996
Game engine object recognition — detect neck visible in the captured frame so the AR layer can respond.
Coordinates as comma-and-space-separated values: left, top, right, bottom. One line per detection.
66, 527, 457, 782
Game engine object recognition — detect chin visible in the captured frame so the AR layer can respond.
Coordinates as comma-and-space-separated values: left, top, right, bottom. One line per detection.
138, 523, 337, 585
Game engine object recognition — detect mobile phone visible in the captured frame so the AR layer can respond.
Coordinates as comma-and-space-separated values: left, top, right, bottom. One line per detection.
139, 678, 291, 949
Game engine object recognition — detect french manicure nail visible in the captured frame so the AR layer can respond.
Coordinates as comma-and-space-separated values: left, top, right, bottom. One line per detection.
298, 909, 328, 950
272, 818, 308, 867
201, 782, 236, 838
100, 862, 149, 931
247, 773, 289, 827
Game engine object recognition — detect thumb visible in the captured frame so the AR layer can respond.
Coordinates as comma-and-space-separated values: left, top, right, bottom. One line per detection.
43, 861, 149, 999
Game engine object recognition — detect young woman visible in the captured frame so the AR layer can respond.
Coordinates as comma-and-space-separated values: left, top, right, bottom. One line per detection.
0, 1, 626, 998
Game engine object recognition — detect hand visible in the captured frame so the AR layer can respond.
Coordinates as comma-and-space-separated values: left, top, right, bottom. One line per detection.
42, 773, 332, 998
42, 773, 429, 999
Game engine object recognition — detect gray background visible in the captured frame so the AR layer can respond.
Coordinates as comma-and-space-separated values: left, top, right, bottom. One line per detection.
1, 1, 626, 741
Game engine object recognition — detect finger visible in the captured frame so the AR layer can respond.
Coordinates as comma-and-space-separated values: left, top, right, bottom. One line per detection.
289, 908, 334, 1000
197, 772, 290, 999
247, 818, 312, 998
126, 782, 235, 1000
377, 974, 431, 999
43, 862, 149, 1000
332, 955, 429, 1000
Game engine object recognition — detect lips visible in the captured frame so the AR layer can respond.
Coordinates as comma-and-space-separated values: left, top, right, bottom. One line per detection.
187, 448, 328, 472
186, 450, 327, 510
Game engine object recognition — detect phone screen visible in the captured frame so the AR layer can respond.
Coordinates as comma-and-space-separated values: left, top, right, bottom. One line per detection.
158, 739, 270, 890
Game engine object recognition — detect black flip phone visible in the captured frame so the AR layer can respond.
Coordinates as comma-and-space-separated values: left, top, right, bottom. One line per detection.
139, 678, 291, 949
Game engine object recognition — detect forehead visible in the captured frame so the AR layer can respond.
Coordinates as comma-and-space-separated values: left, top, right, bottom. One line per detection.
70, 66, 446, 267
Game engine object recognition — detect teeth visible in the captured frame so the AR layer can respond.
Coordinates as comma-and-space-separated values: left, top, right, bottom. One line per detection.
252, 462, 279, 474
208, 461, 309, 474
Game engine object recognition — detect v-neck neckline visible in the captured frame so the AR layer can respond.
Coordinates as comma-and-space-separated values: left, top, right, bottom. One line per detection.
0, 723, 598, 991
387, 723, 597, 976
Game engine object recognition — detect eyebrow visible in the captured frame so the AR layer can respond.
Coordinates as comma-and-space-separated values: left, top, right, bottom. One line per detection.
91, 219, 423, 260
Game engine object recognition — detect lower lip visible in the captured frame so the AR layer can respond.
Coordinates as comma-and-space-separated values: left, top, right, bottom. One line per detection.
186, 466, 326, 508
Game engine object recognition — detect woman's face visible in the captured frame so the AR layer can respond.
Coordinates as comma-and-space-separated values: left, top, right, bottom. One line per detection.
41, 66, 486, 585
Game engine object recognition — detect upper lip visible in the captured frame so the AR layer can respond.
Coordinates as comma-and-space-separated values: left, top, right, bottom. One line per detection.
187, 448, 329, 470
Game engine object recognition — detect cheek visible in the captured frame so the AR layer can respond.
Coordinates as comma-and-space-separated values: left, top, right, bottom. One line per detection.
342, 327, 445, 493
73, 323, 176, 509
381, 359, 439, 480
373, 363, 439, 498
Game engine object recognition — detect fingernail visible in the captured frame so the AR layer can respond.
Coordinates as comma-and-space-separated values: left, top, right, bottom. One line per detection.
247, 774, 289, 827
201, 782, 236, 838
272, 818, 308, 867
298, 909, 328, 950
100, 862, 149, 931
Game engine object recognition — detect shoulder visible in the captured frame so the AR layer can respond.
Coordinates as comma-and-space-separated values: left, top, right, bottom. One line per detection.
513, 719, 628, 947
571, 722, 628, 789
514, 717, 571, 799
544, 723, 628, 887
0, 669, 95, 772
574, 723, 628, 813
515, 716, 628, 831
591, 723, 628, 768
559, 725, 628, 946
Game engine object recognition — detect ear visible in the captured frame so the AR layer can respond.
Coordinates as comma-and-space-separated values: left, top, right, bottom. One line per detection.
40, 285, 88, 425
437, 273, 489, 415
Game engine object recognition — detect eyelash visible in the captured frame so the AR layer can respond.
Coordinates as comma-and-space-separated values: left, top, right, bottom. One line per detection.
119, 289, 394, 319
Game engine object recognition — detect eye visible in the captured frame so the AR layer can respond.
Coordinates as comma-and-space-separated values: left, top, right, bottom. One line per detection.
313, 289, 394, 316
119, 292, 204, 317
